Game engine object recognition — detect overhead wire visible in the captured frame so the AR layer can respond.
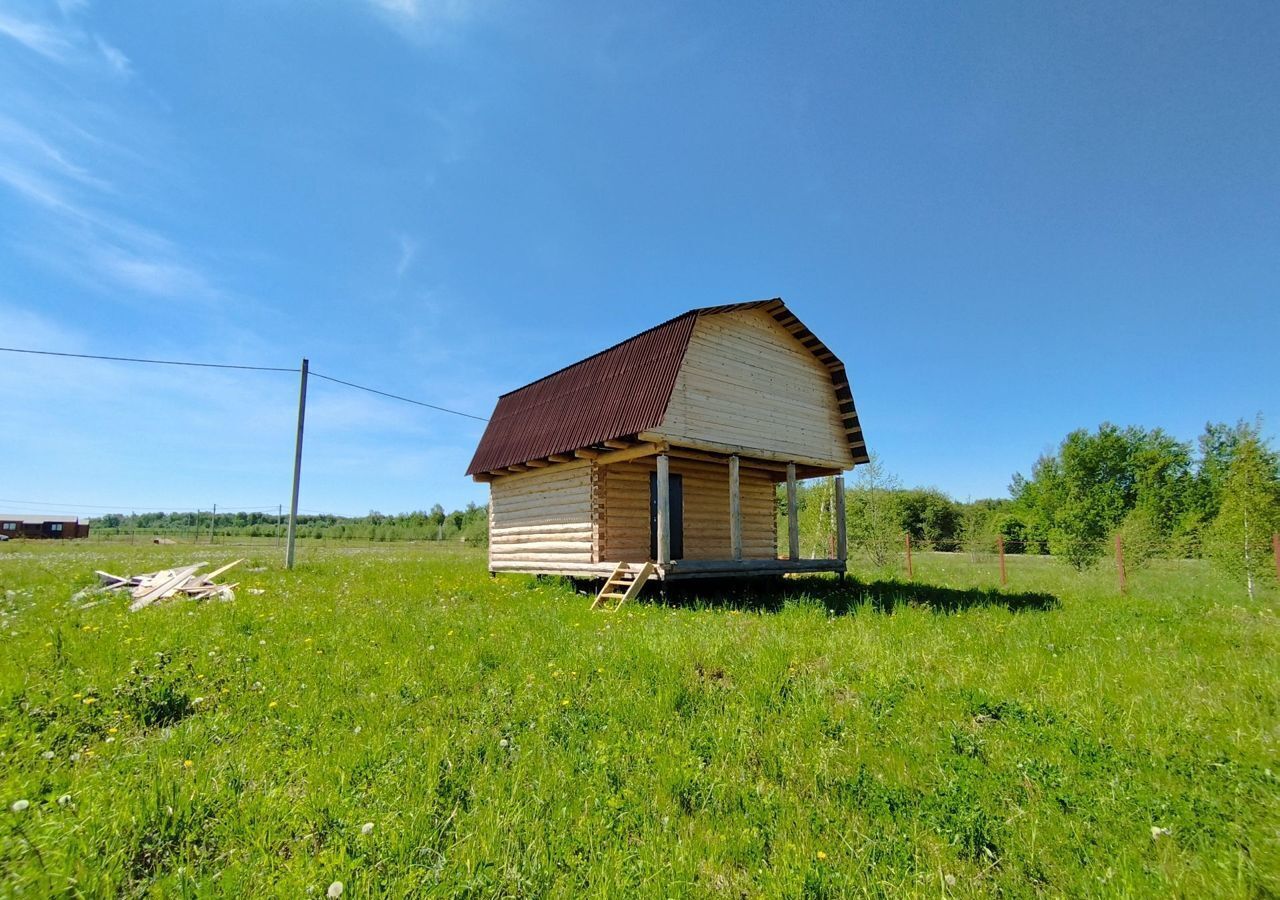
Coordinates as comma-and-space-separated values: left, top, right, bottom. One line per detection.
0, 346, 490, 421
0, 346, 296, 372
308, 370, 489, 421
0, 499, 280, 510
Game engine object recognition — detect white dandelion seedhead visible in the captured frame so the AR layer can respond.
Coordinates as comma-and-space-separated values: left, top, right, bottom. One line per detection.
1151, 826, 1172, 840
361, 822, 374, 835
41, 750, 55, 760
11, 799, 29, 812
57, 794, 72, 807
327, 881, 344, 898
499, 738, 510, 749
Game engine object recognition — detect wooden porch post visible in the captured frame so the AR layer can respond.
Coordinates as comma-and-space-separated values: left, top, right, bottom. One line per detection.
656, 453, 671, 565
834, 474, 847, 560
729, 455, 743, 561
786, 462, 799, 560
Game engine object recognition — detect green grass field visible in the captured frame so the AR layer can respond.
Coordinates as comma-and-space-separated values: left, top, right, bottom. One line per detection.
1, 542, 1277, 897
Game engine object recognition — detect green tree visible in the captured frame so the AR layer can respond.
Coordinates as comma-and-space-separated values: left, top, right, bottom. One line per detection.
797, 478, 836, 558
1116, 506, 1163, 576
899, 489, 960, 549
1011, 423, 1190, 569
846, 455, 903, 571
959, 501, 996, 559
1205, 436, 1280, 599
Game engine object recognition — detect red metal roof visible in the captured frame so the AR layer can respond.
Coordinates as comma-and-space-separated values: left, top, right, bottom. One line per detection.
465, 299, 869, 475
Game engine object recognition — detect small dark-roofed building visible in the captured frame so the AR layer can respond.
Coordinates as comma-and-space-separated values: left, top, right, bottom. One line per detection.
0, 516, 90, 539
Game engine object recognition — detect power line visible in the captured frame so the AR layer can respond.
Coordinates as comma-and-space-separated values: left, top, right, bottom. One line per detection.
0, 346, 296, 373
0, 345, 489, 420
0, 498, 279, 511
309, 370, 489, 421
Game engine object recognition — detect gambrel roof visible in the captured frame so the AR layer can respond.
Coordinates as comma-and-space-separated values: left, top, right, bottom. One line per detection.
465, 299, 868, 475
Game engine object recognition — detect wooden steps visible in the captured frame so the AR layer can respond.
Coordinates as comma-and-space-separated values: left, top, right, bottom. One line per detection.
591, 561, 655, 611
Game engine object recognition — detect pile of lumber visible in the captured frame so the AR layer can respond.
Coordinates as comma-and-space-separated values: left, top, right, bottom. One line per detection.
94, 560, 244, 611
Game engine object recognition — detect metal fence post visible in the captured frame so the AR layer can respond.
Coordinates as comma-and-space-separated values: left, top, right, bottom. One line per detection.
1115, 534, 1127, 594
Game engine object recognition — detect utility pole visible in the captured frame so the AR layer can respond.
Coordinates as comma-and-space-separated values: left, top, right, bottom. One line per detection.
276, 504, 282, 548
285, 358, 309, 569
210, 503, 216, 544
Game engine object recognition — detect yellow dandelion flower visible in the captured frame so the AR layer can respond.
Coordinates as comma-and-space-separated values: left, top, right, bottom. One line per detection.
107, 727, 118, 734
561, 699, 571, 707
817, 851, 827, 860
82, 697, 97, 705
268, 701, 278, 709
183, 759, 194, 769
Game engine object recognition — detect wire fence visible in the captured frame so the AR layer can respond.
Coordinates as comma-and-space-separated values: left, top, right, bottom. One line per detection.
810, 530, 1280, 594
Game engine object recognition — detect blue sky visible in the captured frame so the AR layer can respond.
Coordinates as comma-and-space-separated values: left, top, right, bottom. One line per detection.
2, 0, 1277, 519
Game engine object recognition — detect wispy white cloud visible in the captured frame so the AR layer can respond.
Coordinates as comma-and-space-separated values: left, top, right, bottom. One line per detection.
94, 35, 130, 76
0, 7, 129, 78
0, 125, 223, 304
54, 0, 90, 16
0, 7, 233, 307
368, 0, 420, 17
0, 113, 113, 191
0, 11, 73, 60
88, 245, 221, 299
364, 0, 488, 40
395, 233, 419, 278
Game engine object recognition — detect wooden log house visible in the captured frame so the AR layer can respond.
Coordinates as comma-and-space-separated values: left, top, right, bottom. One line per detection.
466, 299, 869, 591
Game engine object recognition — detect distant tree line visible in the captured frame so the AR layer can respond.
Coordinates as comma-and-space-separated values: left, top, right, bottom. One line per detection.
785, 419, 1280, 595
91, 503, 489, 544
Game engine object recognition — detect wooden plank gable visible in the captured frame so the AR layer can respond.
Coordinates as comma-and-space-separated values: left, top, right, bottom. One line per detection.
649, 308, 854, 469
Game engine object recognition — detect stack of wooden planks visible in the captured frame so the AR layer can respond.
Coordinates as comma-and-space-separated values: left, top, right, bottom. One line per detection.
93, 560, 244, 611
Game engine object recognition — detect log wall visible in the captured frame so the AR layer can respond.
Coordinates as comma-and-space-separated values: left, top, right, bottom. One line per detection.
599, 456, 776, 561
488, 461, 595, 571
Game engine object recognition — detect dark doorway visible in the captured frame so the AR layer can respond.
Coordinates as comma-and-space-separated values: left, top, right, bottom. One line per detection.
649, 471, 684, 560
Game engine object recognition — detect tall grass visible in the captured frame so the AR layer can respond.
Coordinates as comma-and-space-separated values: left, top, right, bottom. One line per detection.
1, 542, 1276, 896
